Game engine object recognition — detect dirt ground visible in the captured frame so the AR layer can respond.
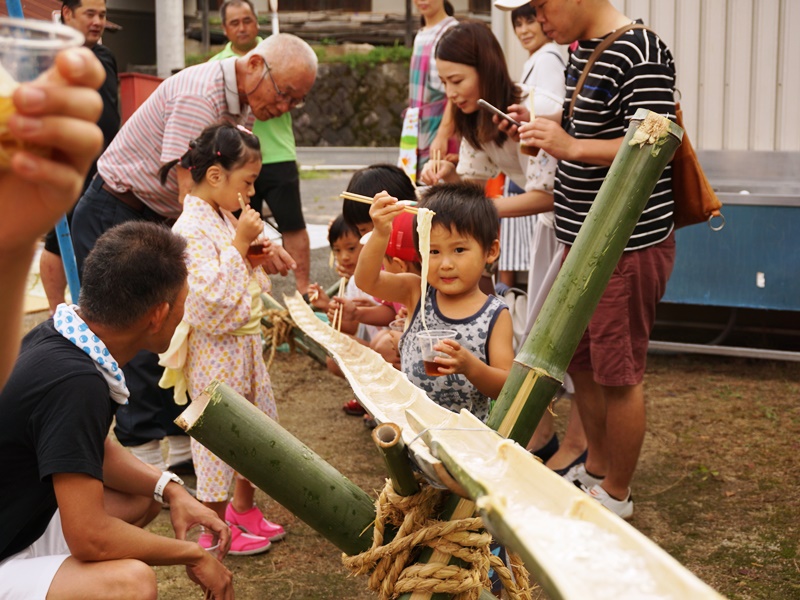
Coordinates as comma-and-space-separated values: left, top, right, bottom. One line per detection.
151, 344, 800, 600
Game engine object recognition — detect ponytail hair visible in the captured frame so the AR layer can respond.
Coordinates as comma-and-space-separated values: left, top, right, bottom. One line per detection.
158, 122, 261, 185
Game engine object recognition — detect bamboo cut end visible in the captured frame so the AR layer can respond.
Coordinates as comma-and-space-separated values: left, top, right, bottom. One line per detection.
174, 382, 217, 431
628, 111, 670, 148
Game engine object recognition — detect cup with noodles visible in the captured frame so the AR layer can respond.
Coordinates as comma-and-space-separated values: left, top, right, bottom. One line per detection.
519, 87, 565, 157
0, 17, 84, 169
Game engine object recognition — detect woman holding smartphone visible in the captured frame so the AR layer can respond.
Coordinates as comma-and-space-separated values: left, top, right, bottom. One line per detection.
419, 21, 558, 281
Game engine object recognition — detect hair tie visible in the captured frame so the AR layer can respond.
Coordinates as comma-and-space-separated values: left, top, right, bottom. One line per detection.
187, 165, 195, 171
216, 151, 222, 157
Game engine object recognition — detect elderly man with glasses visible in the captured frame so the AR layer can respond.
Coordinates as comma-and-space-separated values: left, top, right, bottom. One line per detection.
210, 0, 312, 303
68, 32, 317, 472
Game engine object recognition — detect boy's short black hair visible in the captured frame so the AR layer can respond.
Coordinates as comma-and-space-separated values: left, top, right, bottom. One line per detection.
342, 164, 416, 228
511, 3, 537, 24
414, 182, 499, 253
328, 214, 359, 247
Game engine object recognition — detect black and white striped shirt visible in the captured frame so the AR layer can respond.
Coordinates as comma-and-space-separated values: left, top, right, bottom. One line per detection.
555, 24, 676, 250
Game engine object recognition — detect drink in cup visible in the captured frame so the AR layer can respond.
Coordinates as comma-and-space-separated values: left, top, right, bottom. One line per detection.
417, 329, 456, 377
0, 17, 84, 168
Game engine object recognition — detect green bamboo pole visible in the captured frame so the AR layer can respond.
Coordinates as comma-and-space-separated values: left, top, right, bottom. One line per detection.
372, 423, 420, 497
486, 109, 683, 445
175, 380, 376, 556
400, 109, 683, 600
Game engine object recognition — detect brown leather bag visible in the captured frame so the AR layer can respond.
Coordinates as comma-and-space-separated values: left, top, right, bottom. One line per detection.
569, 23, 723, 230
669, 101, 723, 228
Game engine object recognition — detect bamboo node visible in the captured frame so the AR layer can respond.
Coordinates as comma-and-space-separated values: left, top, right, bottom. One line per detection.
261, 308, 296, 369
342, 478, 533, 600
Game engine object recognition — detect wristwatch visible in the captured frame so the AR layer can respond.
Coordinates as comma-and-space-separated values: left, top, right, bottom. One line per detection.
154, 471, 184, 504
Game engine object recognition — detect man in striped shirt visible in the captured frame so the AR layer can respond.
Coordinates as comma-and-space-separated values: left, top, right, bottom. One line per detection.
522, 0, 676, 519
68, 33, 316, 470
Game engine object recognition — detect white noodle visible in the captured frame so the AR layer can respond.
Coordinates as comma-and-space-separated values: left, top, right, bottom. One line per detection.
416, 208, 434, 332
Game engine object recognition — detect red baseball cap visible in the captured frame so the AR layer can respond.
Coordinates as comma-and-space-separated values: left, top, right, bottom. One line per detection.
386, 211, 420, 263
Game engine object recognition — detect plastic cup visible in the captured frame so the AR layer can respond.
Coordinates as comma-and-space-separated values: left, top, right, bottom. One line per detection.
389, 318, 405, 333
416, 329, 456, 377
0, 18, 84, 168
186, 524, 221, 559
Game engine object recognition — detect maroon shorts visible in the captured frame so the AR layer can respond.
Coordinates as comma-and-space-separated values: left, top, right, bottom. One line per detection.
566, 234, 675, 386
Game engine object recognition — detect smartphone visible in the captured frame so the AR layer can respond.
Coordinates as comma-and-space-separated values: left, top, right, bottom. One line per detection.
477, 99, 521, 127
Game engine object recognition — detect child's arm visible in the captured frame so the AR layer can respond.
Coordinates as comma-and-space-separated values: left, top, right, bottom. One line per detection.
433, 310, 515, 399
351, 302, 396, 327
354, 192, 420, 310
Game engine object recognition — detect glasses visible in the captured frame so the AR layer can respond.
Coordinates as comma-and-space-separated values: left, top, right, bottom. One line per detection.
262, 58, 305, 109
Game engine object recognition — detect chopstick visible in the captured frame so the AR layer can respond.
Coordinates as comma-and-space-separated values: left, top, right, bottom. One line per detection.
237, 193, 247, 212
339, 191, 422, 215
529, 87, 536, 121
333, 276, 347, 332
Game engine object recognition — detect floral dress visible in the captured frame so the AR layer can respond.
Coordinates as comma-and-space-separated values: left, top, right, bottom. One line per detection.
171, 194, 276, 501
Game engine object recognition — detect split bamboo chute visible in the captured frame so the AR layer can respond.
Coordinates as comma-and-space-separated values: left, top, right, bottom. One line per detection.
177, 111, 726, 600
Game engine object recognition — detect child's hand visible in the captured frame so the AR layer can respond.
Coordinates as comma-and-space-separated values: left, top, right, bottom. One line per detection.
430, 339, 478, 377
371, 330, 402, 370
235, 205, 264, 246
307, 283, 330, 311
335, 261, 355, 279
369, 192, 404, 237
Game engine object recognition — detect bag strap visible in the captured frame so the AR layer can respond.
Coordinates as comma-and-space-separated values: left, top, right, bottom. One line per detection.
568, 23, 651, 118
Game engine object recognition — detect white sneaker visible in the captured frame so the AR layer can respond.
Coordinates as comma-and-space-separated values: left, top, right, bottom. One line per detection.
563, 463, 604, 490
588, 484, 634, 520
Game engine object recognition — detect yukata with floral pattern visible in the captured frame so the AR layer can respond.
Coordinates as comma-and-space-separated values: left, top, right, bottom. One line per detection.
172, 194, 276, 502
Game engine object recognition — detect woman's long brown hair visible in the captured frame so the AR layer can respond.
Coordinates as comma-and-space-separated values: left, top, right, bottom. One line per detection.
435, 21, 521, 150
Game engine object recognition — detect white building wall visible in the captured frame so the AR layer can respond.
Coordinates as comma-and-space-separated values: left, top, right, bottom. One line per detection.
493, 0, 800, 152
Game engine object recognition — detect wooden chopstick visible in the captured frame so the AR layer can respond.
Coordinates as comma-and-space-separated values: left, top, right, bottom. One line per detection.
237, 193, 247, 212
339, 191, 421, 215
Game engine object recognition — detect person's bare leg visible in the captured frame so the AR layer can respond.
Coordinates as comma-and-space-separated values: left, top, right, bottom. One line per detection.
281, 228, 310, 295
205, 500, 228, 521
231, 476, 256, 513
39, 249, 67, 314
601, 382, 645, 499
526, 411, 555, 453
498, 270, 515, 287
545, 401, 588, 471
570, 370, 607, 477
49, 556, 157, 600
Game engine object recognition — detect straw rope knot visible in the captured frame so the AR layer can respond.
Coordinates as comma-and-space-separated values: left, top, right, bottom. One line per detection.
342, 479, 532, 600
261, 308, 296, 370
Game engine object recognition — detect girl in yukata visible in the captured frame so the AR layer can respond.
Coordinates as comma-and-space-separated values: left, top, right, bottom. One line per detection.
158, 123, 284, 556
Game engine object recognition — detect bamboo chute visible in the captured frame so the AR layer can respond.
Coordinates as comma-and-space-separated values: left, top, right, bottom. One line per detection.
177, 111, 726, 599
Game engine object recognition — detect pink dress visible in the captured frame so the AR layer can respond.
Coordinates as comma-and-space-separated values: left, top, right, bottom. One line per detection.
172, 194, 276, 502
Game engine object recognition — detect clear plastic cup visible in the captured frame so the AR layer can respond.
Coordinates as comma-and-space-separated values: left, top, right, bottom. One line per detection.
0, 18, 84, 168
389, 318, 405, 333
186, 524, 222, 559
416, 329, 456, 377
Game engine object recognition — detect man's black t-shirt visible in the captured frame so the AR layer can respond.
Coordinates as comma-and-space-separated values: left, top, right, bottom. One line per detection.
0, 320, 116, 560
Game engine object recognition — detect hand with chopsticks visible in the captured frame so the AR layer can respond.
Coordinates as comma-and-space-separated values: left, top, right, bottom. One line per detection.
369, 191, 406, 237
418, 150, 458, 186
232, 202, 265, 259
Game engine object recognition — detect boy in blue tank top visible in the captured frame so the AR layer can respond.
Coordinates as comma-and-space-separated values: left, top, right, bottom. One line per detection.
354, 183, 514, 422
